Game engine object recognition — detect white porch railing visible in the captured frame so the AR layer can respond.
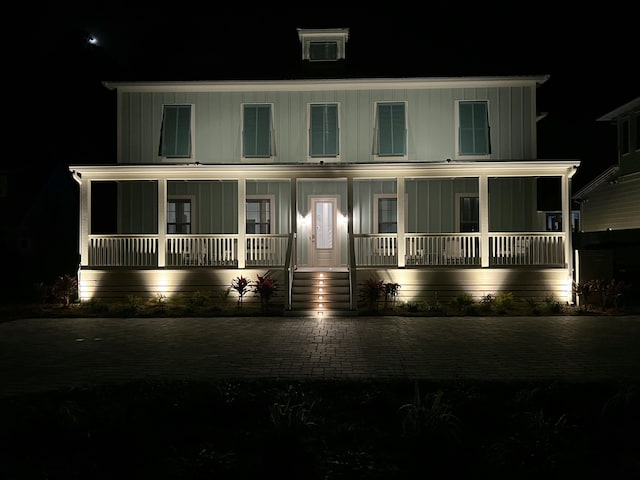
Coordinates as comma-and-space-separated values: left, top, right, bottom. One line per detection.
87, 232, 565, 268
489, 233, 565, 266
245, 234, 289, 266
88, 235, 158, 267
354, 234, 398, 266
167, 235, 238, 266
405, 234, 481, 266
88, 234, 290, 267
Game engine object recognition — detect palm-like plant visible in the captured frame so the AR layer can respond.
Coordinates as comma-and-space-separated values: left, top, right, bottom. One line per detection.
231, 276, 251, 306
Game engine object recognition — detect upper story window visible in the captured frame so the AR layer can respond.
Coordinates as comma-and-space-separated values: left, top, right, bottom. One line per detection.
297, 28, 349, 62
309, 103, 339, 157
243, 104, 274, 158
375, 102, 407, 157
159, 105, 193, 158
457, 100, 490, 157
310, 42, 338, 61
620, 117, 630, 155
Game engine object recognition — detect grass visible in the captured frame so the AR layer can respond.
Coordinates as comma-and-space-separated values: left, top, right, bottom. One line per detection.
2, 378, 638, 479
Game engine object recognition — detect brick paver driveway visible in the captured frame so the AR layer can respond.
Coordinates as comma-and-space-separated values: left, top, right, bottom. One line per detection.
1, 315, 638, 397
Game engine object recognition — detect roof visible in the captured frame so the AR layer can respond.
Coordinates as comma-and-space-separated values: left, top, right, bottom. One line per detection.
572, 165, 619, 200
597, 96, 640, 122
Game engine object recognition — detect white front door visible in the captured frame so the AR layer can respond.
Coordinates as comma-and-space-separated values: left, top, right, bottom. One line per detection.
310, 196, 339, 267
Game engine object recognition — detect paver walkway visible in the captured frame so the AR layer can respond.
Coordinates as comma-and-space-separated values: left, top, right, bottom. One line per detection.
1, 315, 639, 397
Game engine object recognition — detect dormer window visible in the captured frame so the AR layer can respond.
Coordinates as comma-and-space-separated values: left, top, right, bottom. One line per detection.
297, 28, 349, 62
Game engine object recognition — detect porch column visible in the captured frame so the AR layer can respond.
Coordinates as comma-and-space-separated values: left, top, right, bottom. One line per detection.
291, 176, 297, 268
79, 178, 90, 267
237, 177, 246, 268
397, 176, 406, 267
562, 172, 571, 270
157, 178, 166, 267
479, 175, 489, 267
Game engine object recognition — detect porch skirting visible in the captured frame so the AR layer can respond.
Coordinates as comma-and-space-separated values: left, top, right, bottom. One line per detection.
78, 266, 572, 307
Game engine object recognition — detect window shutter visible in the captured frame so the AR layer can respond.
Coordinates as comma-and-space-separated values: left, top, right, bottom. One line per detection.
310, 104, 338, 156
243, 105, 272, 157
160, 105, 191, 157
377, 103, 406, 156
459, 101, 489, 155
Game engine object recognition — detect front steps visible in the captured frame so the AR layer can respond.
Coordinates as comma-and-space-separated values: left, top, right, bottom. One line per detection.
286, 270, 356, 316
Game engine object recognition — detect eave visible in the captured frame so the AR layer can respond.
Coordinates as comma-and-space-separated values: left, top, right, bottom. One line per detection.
102, 75, 550, 93
69, 159, 579, 182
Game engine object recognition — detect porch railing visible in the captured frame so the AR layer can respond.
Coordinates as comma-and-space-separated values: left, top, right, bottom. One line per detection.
167, 235, 238, 266
88, 234, 289, 267
88, 235, 158, 267
405, 234, 481, 266
87, 232, 565, 268
489, 233, 565, 266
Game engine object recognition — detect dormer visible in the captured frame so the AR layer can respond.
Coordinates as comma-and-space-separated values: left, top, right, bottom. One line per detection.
297, 28, 349, 62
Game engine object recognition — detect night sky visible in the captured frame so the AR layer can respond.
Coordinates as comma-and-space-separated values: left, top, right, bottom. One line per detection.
31, 5, 638, 193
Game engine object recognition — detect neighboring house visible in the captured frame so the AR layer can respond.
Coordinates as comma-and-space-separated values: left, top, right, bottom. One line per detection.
572, 97, 640, 303
69, 28, 580, 314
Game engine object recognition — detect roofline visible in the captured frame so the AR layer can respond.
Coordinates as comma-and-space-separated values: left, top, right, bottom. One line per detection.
69, 159, 579, 181
572, 165, 619, 199
597, 97, 640, 122
102, 75, 550, 93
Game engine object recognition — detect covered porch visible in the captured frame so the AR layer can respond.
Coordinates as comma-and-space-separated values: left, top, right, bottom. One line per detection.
70, 161, 579, 305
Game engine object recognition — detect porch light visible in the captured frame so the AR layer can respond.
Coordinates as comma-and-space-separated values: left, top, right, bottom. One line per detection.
340, 214, 348, 224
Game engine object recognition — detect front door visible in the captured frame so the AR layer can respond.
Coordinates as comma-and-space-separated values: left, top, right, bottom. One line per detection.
310, 196, 339, 267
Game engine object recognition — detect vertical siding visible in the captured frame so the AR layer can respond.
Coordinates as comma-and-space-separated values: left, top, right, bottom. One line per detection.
488, 177, 537, 231
119, 85, 536, 165
118, 181, 158, 233
246, 180, 291, 233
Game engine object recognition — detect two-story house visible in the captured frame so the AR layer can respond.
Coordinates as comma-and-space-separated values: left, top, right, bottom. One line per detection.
573, 97, 640, 303
69, 28, 580, 314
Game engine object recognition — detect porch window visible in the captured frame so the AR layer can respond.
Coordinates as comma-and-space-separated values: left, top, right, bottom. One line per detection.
459, 196, 479, 232
309, 103, 339, 157
246, 197, 272, 234
376, 195, 397, 233
375, 102, 406, 156
458, 101, 490, 156
243, 104, 273, 158
167, 199, 192, 234
159, 105, 192, 158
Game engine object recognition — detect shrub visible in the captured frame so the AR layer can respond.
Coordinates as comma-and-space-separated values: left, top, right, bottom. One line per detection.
51, 274, 78, 306
360, 278, 385, 311
253, 272, 278, 310
231, 276, 251, 306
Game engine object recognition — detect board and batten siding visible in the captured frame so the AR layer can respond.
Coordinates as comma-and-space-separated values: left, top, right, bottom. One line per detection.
117, 86, 536, 165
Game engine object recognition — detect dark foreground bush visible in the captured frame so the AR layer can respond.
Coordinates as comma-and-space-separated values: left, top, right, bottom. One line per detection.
1, 379, 638, 479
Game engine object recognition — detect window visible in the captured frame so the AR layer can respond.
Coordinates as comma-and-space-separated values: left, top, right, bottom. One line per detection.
246, 197, 272, 234
459, 196, 479, 232
375, 195, 397, 233
159, 105, 192, 158
375, 102, 406, 156
297, 28, 349, 61
458, 101, 490, 156
309, 104, 339, 157
243, 104, 273, 158
621, 117, 630, 155
167, 199, 192, 234
310, 41, 338, 61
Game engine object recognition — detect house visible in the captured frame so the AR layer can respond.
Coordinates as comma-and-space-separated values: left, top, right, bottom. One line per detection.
69, 28, 580, 314
572, 96, 640, 305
